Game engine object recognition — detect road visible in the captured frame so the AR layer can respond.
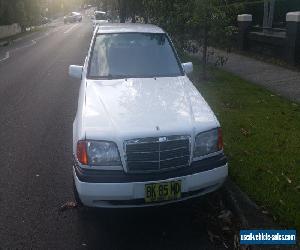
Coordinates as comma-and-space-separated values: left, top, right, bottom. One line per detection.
0, 18, 232, 249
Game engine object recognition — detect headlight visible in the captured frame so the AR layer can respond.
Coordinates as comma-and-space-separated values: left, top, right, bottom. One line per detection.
76, 141, 121, 166
193, 128, 223, 158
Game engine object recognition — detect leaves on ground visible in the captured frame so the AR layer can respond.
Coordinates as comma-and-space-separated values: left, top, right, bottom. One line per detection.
240, 128, 250, 137
281, 173, 292, 184
192, 193, 241, 249
218, 210, 233, 225
60, 201, 78, 212
190, 63, 300, 230
208, 230, 220, 243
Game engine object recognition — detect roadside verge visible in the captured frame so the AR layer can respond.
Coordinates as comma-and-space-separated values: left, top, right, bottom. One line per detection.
222, 179, 299, 249
223, 179, 279, 229
182, 53, 300, 242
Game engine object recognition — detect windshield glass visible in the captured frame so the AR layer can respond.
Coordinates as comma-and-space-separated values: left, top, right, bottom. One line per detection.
95, 13, 107, 20
88, 33, 183, 79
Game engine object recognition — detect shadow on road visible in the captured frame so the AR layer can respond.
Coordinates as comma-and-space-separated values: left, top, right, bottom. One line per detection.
71, 193, 237, 250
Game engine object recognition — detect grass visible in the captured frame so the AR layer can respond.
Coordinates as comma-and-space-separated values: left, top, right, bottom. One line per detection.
187, 55, 300, 230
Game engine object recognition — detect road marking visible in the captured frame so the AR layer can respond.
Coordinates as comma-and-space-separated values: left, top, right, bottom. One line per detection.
31, 26, 65, 42
0, 40, 37, 63
0, 52, 10, 62
64, 24, 79, 34
14, 32, 37, 42
0, 23, 77, 64
34, 33, 50, 42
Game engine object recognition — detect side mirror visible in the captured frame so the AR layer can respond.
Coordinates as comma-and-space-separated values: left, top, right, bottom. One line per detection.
182, 62, 193, 74
69, 65, 83, 79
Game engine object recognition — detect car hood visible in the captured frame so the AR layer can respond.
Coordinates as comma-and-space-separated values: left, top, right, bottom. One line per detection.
82, 76, 219, 140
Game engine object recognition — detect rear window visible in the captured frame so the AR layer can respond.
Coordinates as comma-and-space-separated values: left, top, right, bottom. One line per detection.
88, 33, 183, 79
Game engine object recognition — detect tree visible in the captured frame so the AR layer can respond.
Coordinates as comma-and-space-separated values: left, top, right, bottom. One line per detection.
112, 0, 241, 78
118, 0, 126, 22
115, 0, 145, 23
189, 0, 237, 78
141, 0, 237, 79
0, 0, 41, 27
16, 0, 27, 28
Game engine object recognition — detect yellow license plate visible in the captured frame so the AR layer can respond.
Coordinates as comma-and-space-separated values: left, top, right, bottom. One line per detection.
145, 181, 181, 203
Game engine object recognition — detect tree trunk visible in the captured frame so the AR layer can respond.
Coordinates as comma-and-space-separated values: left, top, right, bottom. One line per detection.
202, 25, 208, 80
143, 15, 148, 24
131, 15, 136, 23
263, 0, 275, 32
268, 0, 275, 28
119, 0, 126, 23
263, 0, 269, 29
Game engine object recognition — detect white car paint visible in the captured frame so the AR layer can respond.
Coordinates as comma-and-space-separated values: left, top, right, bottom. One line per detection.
74, 166, 228, 208
70, 23, 228, 208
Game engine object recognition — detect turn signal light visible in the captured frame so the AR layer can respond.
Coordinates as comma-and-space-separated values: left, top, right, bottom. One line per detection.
77, 141, 88, 165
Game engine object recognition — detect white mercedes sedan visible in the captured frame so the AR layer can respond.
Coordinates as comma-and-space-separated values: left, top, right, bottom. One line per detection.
69, 23, 228, 208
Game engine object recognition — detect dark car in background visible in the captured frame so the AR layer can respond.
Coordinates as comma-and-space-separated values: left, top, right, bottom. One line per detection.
64, 12, 82, 24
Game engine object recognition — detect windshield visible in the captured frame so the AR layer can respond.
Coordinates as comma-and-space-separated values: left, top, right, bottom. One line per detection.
95, 13, 107, 20
88, 33, 183, 79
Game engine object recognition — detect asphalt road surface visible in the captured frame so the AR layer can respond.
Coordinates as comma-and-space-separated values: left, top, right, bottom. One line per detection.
0, 18, 231, 249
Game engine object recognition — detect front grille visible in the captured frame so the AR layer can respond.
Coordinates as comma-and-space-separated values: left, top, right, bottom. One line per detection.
124, 135, 190, 173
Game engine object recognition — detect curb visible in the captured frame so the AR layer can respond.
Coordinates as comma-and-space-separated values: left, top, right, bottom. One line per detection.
221, 179, 289, 250
0, 40, 9, 47
222, 178, 288, 250
222, 179, 279, 230
222, 179, 250, 228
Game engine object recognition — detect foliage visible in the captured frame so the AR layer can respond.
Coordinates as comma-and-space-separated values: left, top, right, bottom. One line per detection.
0, 0, 83, 27
0, 0, 41, 27
114, 0, 242, 78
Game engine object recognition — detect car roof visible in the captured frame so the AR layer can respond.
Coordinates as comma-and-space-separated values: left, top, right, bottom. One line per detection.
95, 11, 106, 14
96, 23, 165, 34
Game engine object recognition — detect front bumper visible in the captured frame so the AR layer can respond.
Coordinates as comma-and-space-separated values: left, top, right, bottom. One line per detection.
73, 154, 228, 208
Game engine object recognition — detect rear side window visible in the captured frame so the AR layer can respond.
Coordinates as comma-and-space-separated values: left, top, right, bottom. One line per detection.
88, 33, 183, 79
